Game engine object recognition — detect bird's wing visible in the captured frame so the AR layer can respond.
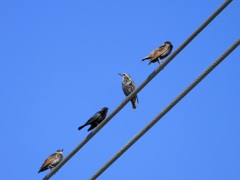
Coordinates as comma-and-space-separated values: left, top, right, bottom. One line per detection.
123, 81, 136, 96
51, 153, 63, 166
161, 44, 172, 57
151, 45, 166, 59
40, 153, 57, 169
86, 111, 101, 124
143, 48, 158, 60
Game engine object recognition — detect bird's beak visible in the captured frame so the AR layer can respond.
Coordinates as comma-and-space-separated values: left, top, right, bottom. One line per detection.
118, 73, 122, 76
61, 149, 64, 151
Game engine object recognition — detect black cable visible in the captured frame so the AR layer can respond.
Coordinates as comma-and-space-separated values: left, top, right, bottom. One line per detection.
90, 39, 240, 180
42, 1, 233, 179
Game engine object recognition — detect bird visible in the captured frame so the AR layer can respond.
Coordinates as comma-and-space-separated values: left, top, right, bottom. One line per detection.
38, 149, 63, 173
119, 73, 138, 109
142, 41, 173, 65
78, 107, 109, 131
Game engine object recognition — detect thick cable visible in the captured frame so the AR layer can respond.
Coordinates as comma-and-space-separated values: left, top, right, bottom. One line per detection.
90, 39, 240, 180
43, 1, 232, 179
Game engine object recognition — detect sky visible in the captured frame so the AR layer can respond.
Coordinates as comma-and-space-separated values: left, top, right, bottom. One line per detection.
0, 0, 240, 180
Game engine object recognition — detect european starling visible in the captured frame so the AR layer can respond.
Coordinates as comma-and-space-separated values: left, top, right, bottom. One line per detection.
119, 73, 138, 109
38, 149, 63, 173
78, 107, 108, 131
142, 41, 173, 65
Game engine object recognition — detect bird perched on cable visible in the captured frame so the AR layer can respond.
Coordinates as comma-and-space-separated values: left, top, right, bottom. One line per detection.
142, 41, 173, 65
119, 73, 138, 109
38, 149, 63, 173
78, 107, 109, 131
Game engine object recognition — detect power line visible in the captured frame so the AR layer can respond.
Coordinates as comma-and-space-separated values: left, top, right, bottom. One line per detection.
90, 39, 240, 180
42, 1, 233, 179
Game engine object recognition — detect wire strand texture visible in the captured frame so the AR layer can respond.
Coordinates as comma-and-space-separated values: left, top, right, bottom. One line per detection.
90, 38, 240, 180
43, 1, 233, 179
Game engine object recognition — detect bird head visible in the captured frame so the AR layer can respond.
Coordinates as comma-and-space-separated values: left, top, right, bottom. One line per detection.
56, 149, 64, 153
101, 107, 109, 113
118, 73, 132, 81
165, 41, 172, 46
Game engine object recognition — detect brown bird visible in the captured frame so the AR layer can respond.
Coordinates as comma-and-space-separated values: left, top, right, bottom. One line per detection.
142, 41, 173, 65
38, 149, 63, 173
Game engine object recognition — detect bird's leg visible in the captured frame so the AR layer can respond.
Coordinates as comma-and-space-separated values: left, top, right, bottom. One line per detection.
158, 58, 164, 69
157, 58, 164, 65
49, 164, 55, 169
50, 166, 59, 173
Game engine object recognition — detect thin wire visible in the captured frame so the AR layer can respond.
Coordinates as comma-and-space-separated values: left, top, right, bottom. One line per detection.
43, 1, 232, 179
90, 39, 240, 180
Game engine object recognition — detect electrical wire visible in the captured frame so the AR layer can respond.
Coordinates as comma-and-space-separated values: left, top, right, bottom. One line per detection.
42, 1, 233, 179
89, 38, 240, 180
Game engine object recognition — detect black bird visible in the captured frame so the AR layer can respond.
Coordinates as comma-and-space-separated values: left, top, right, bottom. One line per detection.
142, 41, 173, 65
119, 73, 138, 109
38, 149, 63, 173
78, 107, 108, 131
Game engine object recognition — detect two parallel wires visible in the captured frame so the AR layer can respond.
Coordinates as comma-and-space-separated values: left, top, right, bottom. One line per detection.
43, 1, 238, 179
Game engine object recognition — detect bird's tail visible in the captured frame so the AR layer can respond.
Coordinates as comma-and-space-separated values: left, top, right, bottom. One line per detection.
131, 100, 137, 109
87, 125, 95, 131
142, 56, 149, 61
78, 124, 86, 130
148, 61, 153, 65
38, 168, 44, 173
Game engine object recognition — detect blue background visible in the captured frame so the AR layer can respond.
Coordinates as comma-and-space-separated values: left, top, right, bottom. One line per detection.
0, 0, 239, 179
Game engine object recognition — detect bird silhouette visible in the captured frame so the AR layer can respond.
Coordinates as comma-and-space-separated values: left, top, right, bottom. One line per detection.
119, 73, 138, 109
38, 149, 63, 173
142, 41, 173, 65
78, 107, 108, 131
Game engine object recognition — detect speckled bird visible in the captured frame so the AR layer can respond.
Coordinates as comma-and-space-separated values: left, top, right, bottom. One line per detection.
142, 41, 173, 65
119, 73, 138, 109
38, 149, 63, 173
78, 107, 108, 131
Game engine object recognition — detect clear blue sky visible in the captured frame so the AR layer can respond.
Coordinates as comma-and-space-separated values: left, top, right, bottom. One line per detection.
0, 1, 239, 179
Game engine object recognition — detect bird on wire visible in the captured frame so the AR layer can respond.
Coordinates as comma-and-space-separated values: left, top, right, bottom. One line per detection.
38, 149, 63, 173
78, 107, 109, 131
119, 73, 138, 109
142, 41, 173, 65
